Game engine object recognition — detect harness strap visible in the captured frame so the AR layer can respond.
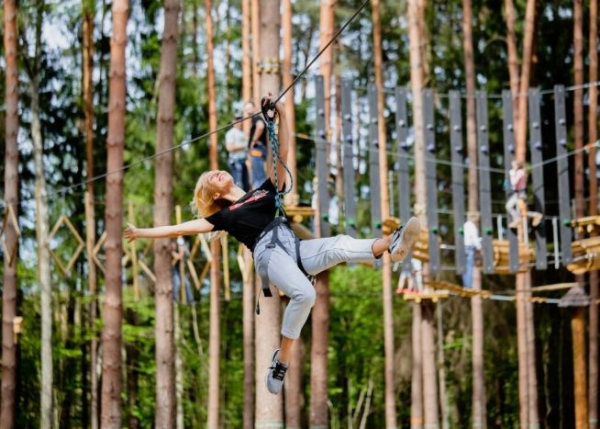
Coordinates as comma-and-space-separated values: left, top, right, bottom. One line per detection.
254, 217, 310, 314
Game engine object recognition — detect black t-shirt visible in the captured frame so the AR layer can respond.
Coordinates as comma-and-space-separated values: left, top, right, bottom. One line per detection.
205, 179, 280, 251
248, 115, 267, 148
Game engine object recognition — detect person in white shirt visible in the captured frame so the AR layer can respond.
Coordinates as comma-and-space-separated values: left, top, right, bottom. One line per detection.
225, 115, 250, 191
462, 212, 482, 289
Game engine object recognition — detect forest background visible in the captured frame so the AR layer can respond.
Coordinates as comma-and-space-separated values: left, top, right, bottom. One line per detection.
0, 0, 598, 428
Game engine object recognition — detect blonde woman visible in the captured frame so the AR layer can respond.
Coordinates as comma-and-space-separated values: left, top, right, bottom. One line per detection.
124, 95, 421, 395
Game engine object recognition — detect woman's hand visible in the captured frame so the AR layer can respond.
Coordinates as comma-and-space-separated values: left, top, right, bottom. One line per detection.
124, 223, 138, 243
261, 92, 286, 119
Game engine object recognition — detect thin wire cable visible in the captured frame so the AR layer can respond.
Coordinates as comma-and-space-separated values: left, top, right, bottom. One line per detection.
5, 0, 373, 207
293, 131, 595, 176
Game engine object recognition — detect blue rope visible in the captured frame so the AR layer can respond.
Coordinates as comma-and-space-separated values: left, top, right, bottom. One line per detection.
266, 120, 294, 217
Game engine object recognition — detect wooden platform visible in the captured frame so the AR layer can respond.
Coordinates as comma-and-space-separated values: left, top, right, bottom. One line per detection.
492, 240, 535, 274
427, 280, 492, 298
572, 215, 600, 234
284, 205, 315, 224
402, 292, 449, 303
568, 237, 600, 274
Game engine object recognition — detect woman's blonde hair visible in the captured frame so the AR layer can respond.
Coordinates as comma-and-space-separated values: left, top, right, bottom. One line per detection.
190, 171, 231, 240
190, 171, 232, 218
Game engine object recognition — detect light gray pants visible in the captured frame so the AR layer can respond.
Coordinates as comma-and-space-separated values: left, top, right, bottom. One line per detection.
254, 225, 376, 339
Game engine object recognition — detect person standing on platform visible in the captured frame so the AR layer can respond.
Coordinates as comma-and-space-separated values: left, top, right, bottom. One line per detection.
244, 101, 268, 189
463, 212, 482, 289
225, 114, 250, 192
506, 160, 543, 229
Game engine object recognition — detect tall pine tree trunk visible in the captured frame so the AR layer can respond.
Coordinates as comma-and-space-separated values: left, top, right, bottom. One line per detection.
588, 1, 599, 425
28, 2, 53, 427
282, 0, 298, 204
205, 1, 223, 427
573, 3, 589, 427
82, 0, 99, 426
408, 0, 439, 425
310, 2, 336, 426
408, 0, 426, 425
251, 0, 260, 101
1, 1, 20, 427
504, 0, 520, 127
282, 2, 302, 423
462, 0, 486, 426
515, 0, 536, 158
101, 0, 129, 426
242, 4, 255, 426
411, 304, 423, 429
154, 1, 180, 427
371, 1, 396, 427
242, 0, 252, 109
319, 0, 336, 129
255, 1, 284, 425
574, 0, 585, 224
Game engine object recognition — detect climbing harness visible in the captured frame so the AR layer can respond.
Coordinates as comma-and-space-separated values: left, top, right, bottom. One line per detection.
253, 216, 310, 315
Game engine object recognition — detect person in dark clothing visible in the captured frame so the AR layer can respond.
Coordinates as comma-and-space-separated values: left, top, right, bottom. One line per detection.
244, 100, 268, 189
124, 94, 421, 396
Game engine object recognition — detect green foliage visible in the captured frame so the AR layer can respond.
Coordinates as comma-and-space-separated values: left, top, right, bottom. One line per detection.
5, 0, 592, 426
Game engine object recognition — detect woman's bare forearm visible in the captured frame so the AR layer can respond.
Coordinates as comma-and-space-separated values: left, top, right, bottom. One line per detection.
127, 219, 214, 241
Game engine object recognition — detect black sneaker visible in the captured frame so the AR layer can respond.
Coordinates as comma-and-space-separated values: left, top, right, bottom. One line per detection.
389, 217, 421, 263
264, 349, 288, 395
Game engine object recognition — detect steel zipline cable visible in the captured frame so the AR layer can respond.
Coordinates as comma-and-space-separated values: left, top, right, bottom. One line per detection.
22, 0, 373, 204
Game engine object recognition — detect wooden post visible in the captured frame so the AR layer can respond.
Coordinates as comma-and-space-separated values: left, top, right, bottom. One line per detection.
559, 286, 591, 429
573, 307, 589, 429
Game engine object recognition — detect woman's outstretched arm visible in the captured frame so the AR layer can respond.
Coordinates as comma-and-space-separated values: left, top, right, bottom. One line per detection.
124, 218, 215, 242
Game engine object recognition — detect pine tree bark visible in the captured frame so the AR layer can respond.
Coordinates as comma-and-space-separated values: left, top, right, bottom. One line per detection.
574, 0, 585, 223
310, 2, 336, 425
573, 3, 589, 427
319, 0, 336, 129
515, 0, 537, 160
411, 304, 423, 429
408, 0, 426, 426
503, 0, 520, 127
573, 307, 589, 429
408, 0, 438, 425
371, 1, 396, 426
282, 1, 302, 421
154, 1, 180, 427
255, 0, 284, 425
251, 0, 261, 100
242, 250, 255, 429
205, 1, 223, 428
242, 0, 252, 112
462, 0, 486, 426
28, 2, 53, 427
282, 0, 298, 204
242, 4, 255, 424
100, 1, 129, 426
310, 275, 330, 426
285, 338, 302, 428
588, 2, 599, 426
82, 0, 99, 426
1, 1, 19, 427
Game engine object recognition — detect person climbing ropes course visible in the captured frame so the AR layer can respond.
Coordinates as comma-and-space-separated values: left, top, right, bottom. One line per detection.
124, 94, 421, 395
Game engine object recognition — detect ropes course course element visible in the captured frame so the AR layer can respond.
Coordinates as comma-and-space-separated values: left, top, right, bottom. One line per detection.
0, 0, 373, 210
261, 98, 294, 217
